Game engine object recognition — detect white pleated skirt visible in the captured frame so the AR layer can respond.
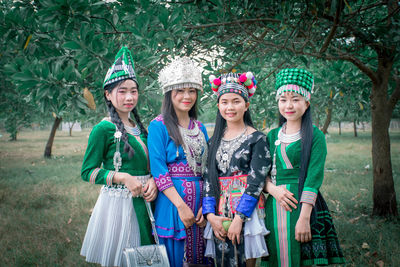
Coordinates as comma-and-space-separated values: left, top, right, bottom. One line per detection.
204, 208, 270, 259
81, 185, 141, 267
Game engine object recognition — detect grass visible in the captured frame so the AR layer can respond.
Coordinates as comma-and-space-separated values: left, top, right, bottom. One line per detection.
0, 128, 399, 266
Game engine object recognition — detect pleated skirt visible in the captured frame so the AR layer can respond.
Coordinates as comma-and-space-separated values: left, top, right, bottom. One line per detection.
80, 185, 141, 267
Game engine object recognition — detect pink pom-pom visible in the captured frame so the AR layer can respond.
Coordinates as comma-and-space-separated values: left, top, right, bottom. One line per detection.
214, 78, 221, 86
239, 73, 247, 83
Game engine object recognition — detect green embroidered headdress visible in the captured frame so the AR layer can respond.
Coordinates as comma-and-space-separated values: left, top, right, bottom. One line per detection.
275, 68, 314, 101
103, 46, 137, 89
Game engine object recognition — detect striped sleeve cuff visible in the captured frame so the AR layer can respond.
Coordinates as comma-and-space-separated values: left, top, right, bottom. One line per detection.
106, 170, 115, 186
89, 168, 101, 184
300, 187, 318, 206
154, 173, 174, 191
202, 197, 216, 215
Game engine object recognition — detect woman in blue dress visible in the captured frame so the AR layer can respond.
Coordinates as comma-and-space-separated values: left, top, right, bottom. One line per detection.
148, 57, 209, 267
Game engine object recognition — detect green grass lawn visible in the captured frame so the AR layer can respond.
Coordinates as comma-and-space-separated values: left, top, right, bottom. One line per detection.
0, 128, 399, 266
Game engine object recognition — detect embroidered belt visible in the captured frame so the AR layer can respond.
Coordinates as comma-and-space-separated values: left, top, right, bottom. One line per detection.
171, 176, 201, 181
218, 174, 265, 217
101, 174, 151, 198
167, 164, 201, 178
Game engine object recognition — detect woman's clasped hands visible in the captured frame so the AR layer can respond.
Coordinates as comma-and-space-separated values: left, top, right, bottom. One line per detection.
114, 172, 158, 201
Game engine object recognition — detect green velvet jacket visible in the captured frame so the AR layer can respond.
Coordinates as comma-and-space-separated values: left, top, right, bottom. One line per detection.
81, 119, 149, 185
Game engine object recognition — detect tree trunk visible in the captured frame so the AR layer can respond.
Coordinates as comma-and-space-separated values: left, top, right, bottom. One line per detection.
338, 121, 341, 135
371, 60, 398, 217
10, 132, 17, 141
353, 119, 358, 137
68, 122, 75, 137
321, 100, 333, 134
44, 117, 62, 158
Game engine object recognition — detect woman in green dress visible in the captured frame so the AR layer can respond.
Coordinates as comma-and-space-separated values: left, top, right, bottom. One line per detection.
80, 47, 157, 266
261, 68, 345, 266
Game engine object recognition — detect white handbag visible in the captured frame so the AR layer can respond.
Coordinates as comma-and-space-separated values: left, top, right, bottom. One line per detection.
122, 201, 170, 267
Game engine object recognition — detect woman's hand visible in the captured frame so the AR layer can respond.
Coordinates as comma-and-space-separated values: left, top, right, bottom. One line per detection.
268, 183, 298, 212
195, 207, 206, 228
177, 202, 196, 229
295, 216, 312, 243
227, 215, 243, 245
295, 202, 313, 243
114, 172, 142, 197
207, 213, 230, 241
143, 178, 158, 202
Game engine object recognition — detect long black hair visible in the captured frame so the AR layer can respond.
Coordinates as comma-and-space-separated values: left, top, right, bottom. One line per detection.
206, 106, 255, 207
104, 79, 148, 159
279, 106, 315, 219
161, 90, 198, 146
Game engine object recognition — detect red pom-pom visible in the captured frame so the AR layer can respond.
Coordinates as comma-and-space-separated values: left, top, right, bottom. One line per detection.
239, 73, 247, 83
249, 92, 254, 97
212, 87, 218, 92
247, 82, 254, 89
214, 78, 221, 86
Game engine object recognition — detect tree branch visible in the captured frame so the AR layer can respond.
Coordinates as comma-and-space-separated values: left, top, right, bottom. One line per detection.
335, 54, 378, 84
185, 18, 280, 29
258, 61, 286, 84
228, 28, 270, 71
90, 15, 118, 32
319, 0, 342, 54
160, 0, 195, 4
343, 1, 383, 21
97, 31, 132, 35
259, 39, 378, 83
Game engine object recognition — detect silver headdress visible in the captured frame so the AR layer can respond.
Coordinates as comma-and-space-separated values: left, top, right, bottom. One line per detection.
158, 57, 203, 94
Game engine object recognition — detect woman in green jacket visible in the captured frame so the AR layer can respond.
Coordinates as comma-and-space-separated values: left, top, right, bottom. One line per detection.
261, 68, 345, 267
80, 47, 157, 267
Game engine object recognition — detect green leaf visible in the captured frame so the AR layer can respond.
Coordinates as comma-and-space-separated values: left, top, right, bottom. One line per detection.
113, 13, 119, 26
12, 71, 35, 82
158, 7, 168, 27
63, 41, 81, 50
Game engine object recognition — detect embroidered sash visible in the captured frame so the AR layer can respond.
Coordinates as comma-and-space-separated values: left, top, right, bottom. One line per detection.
218, 174, 265, 218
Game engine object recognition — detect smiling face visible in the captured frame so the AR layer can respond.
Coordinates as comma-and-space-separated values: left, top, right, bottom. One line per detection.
105, 79, 138, 116
278, 91, 309, 124
218, 93, 250, 124
171, 87, 198, 115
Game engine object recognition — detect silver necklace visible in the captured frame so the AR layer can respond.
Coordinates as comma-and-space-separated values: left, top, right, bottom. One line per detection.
277, 124, 301, 144
216, 126, 248, 173
179, 121, 208, 174
125, 125, 141, 136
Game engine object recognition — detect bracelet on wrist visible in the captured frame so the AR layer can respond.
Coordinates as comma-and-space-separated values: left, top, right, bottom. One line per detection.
236, 211, 249, 222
